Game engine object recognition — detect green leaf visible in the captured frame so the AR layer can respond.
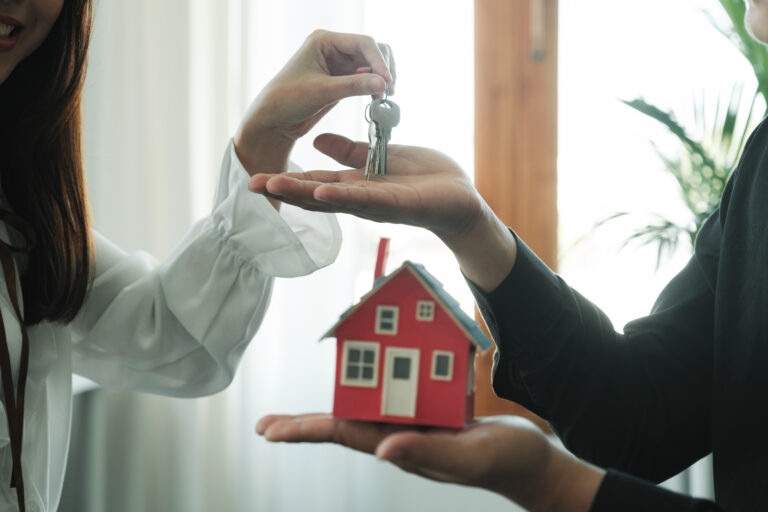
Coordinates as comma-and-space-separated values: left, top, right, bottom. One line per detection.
583, 1, 767, 272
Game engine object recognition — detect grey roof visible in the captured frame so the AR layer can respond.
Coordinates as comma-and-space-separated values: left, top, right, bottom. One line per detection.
321, 261, 493, 352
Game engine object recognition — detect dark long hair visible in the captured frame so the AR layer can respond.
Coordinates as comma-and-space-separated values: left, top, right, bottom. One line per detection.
0, 0, 94, 325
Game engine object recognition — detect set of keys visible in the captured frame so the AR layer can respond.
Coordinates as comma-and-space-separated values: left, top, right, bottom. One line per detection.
364, 96, 400, 179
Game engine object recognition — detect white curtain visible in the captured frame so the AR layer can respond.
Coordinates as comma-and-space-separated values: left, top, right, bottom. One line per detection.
60, 1, 512, 511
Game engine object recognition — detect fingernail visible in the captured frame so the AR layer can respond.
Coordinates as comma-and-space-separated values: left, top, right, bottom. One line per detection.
382, 450, 404, 463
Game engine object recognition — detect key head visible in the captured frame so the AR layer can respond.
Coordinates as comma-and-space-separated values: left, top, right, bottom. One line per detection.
370, 99, 400, 130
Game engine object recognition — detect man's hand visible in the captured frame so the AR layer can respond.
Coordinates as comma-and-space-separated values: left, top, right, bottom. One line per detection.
256, 413, 604, 512
248, 134, 485, 238
248, 133, 518, 291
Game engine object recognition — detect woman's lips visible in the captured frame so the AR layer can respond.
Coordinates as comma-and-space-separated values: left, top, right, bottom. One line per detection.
0, 15, 23, 53
0, 14, 23, 27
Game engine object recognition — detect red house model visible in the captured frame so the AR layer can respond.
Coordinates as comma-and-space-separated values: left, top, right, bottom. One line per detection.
321, 240, 492, 428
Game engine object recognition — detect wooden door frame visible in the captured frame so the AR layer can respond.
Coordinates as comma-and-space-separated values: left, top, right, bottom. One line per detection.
474, 0, 558, 423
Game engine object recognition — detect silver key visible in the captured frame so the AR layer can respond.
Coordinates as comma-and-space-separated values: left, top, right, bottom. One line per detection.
364, 104, 379, 179
369, 99, 400, 176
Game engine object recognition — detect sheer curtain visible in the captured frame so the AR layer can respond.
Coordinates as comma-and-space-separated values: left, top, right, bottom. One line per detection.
59, 1, 513, 511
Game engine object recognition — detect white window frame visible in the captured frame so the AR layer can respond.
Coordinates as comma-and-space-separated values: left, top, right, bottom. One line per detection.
341, 341, 380, 388
416, 300, 435, 321
431, 350, 454, 381
375, 305, 399, 335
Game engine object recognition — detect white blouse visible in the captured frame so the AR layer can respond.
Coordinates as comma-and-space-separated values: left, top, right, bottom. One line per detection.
0, 141, 341, 512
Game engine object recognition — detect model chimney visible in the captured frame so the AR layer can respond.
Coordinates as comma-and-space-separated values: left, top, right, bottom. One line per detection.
373, 237, 390, 285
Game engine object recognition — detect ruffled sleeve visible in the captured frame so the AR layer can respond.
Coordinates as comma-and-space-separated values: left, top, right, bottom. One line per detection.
70, 140, 341, 396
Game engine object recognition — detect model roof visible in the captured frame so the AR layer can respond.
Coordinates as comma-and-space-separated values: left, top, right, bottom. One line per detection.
321, 261, 493, 352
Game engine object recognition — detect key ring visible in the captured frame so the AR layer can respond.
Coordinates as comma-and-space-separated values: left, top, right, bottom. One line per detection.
364, 101, 373, 123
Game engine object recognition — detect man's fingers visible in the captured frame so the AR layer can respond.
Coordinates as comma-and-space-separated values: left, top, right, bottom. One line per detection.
314, 134, 369, 168
330, 420, 410, 455
260, 414, 341, 443
249, 163, 420, 220
249, 174, 345, 213
256, 413, 329, 435
313, 182, 410, 212
262, 173, 324, 198
375, 428, 495, 485
313, 183, 375, 205
258, 414, 405, 456
269, 196, 340, 214
248, 174, 271, 194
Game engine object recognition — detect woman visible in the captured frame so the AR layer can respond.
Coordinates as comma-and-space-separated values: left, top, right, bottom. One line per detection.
0, 0, 394, 510
252, 2, 768, 511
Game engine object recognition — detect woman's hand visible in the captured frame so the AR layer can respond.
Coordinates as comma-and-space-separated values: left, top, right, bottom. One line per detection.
234, 30, 395, 176
248, 133, 518, 291
256, 413, 604, 512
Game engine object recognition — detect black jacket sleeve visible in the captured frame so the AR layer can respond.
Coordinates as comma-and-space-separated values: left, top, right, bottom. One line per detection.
591, 471, 722, 511
466, 213, 723, 502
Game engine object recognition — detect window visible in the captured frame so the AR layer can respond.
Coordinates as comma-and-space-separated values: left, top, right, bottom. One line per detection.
375, 306, 399, 335
416, 300, 435, 321
341, 341, 380, 388
392, 357, 411, 379
431, 351, 454, 381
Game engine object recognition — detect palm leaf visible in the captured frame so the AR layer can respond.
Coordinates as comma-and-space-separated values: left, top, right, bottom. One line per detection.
595, 85, 757, 268
621, 99, 718, 172
581, 1, 767, 271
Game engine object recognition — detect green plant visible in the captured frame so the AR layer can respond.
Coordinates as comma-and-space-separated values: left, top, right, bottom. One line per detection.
710, 0, 768, 103
598, 0, 768, 268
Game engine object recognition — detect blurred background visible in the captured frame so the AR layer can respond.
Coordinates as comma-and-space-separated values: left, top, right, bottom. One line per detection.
59, 0, 756, 510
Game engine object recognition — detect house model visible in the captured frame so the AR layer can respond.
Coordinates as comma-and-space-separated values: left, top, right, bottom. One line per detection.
321, 239, 493, 428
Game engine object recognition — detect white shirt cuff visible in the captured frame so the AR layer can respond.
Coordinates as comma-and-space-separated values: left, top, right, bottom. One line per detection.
211, 139, 341, 277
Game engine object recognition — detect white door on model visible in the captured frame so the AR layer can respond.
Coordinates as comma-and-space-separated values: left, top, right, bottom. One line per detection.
381, 347, 420, 417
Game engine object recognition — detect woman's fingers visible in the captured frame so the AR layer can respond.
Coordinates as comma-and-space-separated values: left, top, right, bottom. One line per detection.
312, 73, 386, 108
308, 31, 393, 101
378, 42, 396, 94
322, 31, 393, 84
